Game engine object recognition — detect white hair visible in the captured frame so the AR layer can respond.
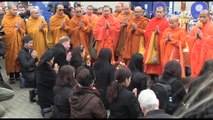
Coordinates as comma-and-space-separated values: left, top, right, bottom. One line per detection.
138, 89, 159, 110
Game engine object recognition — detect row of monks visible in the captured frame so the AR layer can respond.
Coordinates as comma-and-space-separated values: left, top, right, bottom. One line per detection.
1, 2, 213, 79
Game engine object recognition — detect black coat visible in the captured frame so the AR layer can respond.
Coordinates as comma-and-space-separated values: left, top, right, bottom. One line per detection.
94, 64, 115, 109
129, 71, 147, 95
109, 87, 141, 118
36, 62, 57, 109
144, 109, 176, 118
52, 85, 74, 118
51, 43, 69, 67
18, 47, 38, 87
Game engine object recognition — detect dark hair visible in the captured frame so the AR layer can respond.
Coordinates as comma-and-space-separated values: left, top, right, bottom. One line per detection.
38, 49, 54, 67
53, 65, 76, 93
128, 53, 144, 73
22, 35, 32, 46
107, 68, 132, 104
198, 59, 213, 77
70, 45, 84, 69
93, 48, 112, 73
76, 67, 96, 87
162, 60, 182, 80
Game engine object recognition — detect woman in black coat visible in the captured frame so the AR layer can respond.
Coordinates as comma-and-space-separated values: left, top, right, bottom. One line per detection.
93, 48, 115, 109
36, 49, 57, 111
52, 65, 77, 118
107, 68, 141, 118
128, 53, 147, 95
158, 60, 186, 115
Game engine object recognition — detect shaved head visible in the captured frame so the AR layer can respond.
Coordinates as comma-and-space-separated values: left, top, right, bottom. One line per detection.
134, 6, 142, 18
8, 3, 17, 16
123, 3, 131, 14
30, 8, 40, 19
155, 6, 165, 18
169, 15, 179, 29
199, 9, 210, 24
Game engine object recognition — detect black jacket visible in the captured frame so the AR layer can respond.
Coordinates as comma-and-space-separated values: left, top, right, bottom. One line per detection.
109, 87, 141, 118
144, 109, 176, 118
94, 64, 115, 109
36, 62, 57, 109
18, 47, 38, 87
52, 85, 74, 118
51, 43, 69, 67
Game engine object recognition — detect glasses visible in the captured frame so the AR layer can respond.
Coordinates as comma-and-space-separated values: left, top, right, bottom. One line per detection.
59, 9, 64, 12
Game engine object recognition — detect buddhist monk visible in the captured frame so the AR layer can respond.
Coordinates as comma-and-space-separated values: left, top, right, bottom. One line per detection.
93, 5, 121, 62
1, 3, 26, 83
113, 2, 123, 18
123, 6, 149, 64
26, 8, 50, 60
49, 4, 70, 45
97, 7, 103, 17
186, 10, 213, 77
144, 6, 169, 81
115, 3, 133, 61
160, 15, 187, 77
70, 6, 91, 56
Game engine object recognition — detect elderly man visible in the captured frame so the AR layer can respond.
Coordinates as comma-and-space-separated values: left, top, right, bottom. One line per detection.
123, 6, 149, 64
26, 8, 50, 60
138, 89, 174, 118
186, 10, 213, 77
93, 5, 121, 62
1, 3, 26, 84
70, 6, 91, 56
160, 15, 187, 77
115, 3, 133, 61
49, 3, 70, 45
144, 6, 169, 81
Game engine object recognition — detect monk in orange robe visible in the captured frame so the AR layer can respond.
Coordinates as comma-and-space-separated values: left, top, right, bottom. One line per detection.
26, 8, 51, 60
123, 6, 149, 64
93, 5, 121, 62
113, 2, 123, 18
186, 10, 213, 77
144, 6, 169, 79
84, 5, 99, 45
115, 4, 133, 61
1, 4, 26, 83
160, 15, 187, 77
49, 4, 70, 45
70, 6, 92, 56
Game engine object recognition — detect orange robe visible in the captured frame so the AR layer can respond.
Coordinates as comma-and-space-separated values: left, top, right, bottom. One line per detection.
123, 16, 149, 60
187, 21, 213, 77
115, 11, 133, 61
84, 13, 99, 46
160, 27, 187, 77
113, 12, 121, 18
69, 15, 92, 55
26, 17, 50, 59
1, 13, 26, 75
49, 13, 70, 45
93, 14, 121, 62
144, 17, 169, 75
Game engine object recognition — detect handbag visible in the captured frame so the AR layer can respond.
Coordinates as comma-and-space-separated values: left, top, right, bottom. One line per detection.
145, 31, 160, 64
89, 33, 98, 59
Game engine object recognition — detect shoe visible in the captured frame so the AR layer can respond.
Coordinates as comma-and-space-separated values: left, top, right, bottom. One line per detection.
9, 78, 15, 84
29, 90, 36, 102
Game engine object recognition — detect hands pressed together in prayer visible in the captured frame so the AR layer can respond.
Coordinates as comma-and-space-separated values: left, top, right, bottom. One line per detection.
196, 28, 203, 39
155, 26, 160, 34
60, 20, 66, 29
132, 23, 137, 32
166, 32, 172, 44
79, 20, 85, 29
122, 21, 128, 27
15, 21, 21, 30
104, 22, 109, 29
39, 22, 44, 30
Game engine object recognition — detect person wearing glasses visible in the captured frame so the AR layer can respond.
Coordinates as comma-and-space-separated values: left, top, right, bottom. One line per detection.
49, 3, 70, 45
70, 6, 91, 57
1, 3, 26, 84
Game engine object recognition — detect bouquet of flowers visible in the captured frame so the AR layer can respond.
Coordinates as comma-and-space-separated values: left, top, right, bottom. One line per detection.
113, 61, 127, 70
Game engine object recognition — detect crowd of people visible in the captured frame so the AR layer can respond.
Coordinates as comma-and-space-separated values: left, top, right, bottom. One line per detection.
0, 1, 213, 118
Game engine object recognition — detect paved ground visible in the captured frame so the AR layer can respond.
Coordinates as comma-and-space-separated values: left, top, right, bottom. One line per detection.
0, 58, 42, 118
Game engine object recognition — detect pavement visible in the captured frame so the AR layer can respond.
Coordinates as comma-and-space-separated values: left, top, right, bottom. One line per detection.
0, 58, 43, 118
